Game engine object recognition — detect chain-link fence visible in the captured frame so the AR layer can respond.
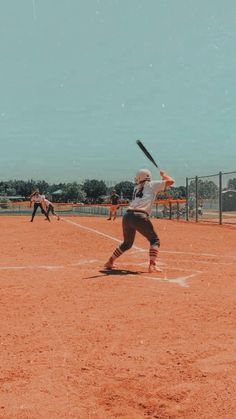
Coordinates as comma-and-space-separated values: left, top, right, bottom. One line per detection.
0, 200, 187, 219
186, 171, 236, 225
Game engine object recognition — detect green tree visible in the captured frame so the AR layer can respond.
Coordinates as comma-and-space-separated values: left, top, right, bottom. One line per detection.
62, 182, 86, 202
35, 180, 49, 194
189, 179, 218, 199
227, 178, 236, 190
113, 181, 134, 200
83, 179, 107, 203
6, 187, 17, 196
14, 179, 37, 197
167, 186, 186, 199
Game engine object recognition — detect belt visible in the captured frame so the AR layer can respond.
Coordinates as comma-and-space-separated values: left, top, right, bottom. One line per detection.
127, 209, 149, 216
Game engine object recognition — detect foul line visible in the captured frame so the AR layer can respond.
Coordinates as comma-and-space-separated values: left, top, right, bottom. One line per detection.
65, 219, 236, 259
0, 260, 99, 271
65, 219, 144, 251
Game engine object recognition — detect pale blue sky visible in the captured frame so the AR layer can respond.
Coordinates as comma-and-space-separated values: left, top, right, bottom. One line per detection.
0, 0, 235, 185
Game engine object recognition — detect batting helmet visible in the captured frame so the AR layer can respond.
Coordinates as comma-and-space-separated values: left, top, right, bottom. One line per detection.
134, 169, 152, 184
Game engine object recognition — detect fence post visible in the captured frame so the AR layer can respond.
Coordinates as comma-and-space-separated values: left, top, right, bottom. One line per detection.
177, 202, 180, 219
219, 171, 222, 225
195, 176, 198, 222
186, 177, 189, 221
169, 202, 172, 220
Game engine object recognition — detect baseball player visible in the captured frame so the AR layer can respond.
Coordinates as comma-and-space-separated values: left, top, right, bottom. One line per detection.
30, 191, 50, 222
104, 169, 174, 273
107, 190, 120, 221
42, 196, 60, 221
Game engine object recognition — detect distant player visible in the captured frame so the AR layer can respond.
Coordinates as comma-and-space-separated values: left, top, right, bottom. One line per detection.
104, 169, 174, 273
42, 196, 60, 221
30, 191, 50, 222
107, 190, 120, 221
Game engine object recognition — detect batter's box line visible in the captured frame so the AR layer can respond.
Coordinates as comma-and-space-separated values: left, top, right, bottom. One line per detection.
117, 262, 202, 287
142, 272, 200, 288
0, 260, 100, 271
0, 260, 200, 288
132, 261, 202, 274
97, 268, 200, 288
65, 219, 236, 262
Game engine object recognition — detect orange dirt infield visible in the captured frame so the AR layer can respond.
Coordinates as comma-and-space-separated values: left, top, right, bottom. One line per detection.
0, 216, 236, 419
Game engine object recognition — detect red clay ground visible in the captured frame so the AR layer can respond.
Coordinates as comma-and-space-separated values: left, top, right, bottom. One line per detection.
0, 215, 236, 418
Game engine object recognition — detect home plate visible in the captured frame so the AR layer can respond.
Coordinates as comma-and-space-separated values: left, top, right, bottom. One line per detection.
116, 263, 201, 288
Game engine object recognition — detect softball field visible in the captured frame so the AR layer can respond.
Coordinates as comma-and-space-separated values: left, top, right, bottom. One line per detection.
0, 216, 235, 418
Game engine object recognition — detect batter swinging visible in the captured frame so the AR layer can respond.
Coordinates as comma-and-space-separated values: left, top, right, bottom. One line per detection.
104, 169, 174, 273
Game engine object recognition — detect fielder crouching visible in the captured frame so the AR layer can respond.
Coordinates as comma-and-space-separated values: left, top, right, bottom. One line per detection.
104, 168, 174, 273
42, 196, 60, 221
30, 191, 50, 222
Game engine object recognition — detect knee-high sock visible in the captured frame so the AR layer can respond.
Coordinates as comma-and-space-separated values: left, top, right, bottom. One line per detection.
149, 245, 159, 263
110, 246, 123, 262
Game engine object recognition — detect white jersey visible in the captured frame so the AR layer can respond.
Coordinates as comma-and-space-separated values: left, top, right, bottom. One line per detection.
128, 181, 166, 216
43, 198, 52, 207
31, 194, 43, 204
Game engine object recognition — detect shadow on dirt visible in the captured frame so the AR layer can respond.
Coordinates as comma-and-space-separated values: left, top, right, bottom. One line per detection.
84, 268, 144, 279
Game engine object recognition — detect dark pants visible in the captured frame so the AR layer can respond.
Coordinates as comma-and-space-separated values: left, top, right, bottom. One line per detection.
120, 211, 160, 252
47, 204, 55, 216
31, 203, 50, 221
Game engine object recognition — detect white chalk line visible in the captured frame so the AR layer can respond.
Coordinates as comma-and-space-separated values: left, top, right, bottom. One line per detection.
0, 258, 199, 288
141, 273, 200, 288
65, 219, 236, 260
0, 260, 99, 271
65, 219, 144, 251
132, 261, 202, 274
65, 218, 236, 272
1, 220, 217, 288
65, 219, 203, 287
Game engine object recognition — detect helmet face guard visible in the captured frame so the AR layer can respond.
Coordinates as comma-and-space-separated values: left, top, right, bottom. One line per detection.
134, 169, 152, 184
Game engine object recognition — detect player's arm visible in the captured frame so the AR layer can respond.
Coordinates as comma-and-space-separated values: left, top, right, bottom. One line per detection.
42, 199, 47, 211
151, 171, 174, 195
160, 170, 175, 189
29, 191, 36, 199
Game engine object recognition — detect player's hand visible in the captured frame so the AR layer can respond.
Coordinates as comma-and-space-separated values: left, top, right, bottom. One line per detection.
160, 170, 168, 180
160, 170, 174, 186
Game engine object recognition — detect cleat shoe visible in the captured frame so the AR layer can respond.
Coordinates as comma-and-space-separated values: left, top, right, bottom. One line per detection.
104, 258, 114, 269
107, 218, 111, 221
148, 261, 162, 273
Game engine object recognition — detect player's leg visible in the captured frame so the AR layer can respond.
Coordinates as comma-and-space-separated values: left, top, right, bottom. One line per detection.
134, 214, 161, 272
104, 212, 136, 268
51, 205, 60, 220
107, 205, 112, 220
44, 206, 49, 220
113, 205, 117, 221
40, 204, 50, 222
52, 206, 60, 220
30, 203, 39, 222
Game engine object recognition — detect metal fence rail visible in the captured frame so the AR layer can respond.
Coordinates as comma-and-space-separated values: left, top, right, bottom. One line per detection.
0, 200, 186, 220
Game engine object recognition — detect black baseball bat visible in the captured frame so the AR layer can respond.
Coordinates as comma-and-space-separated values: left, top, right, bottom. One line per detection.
136, 140, 159, 169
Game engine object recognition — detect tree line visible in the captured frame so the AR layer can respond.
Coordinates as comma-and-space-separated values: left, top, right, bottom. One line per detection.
188, 178, 236, 199
1, 177, 235, 203
0, 179, 189, 203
